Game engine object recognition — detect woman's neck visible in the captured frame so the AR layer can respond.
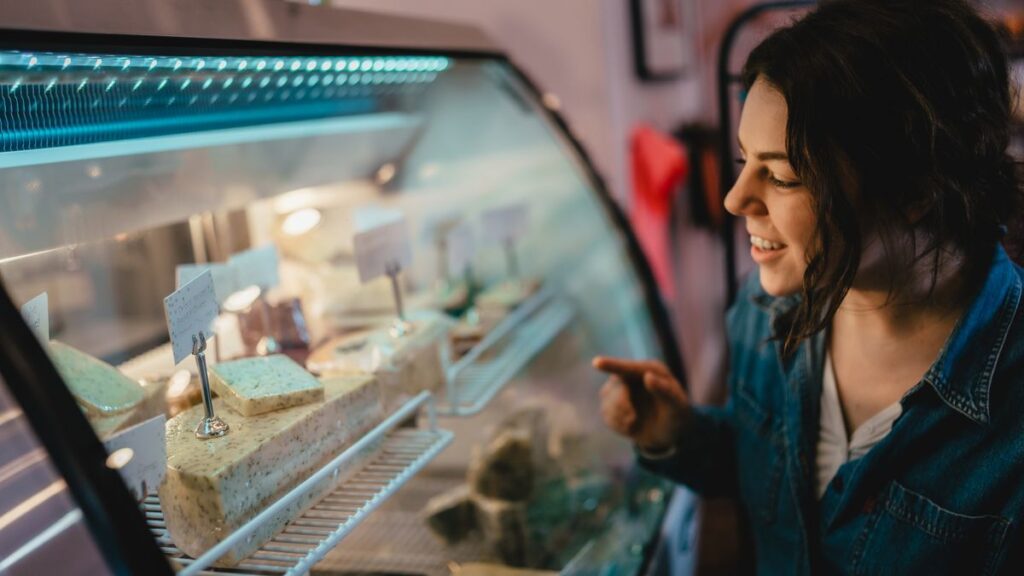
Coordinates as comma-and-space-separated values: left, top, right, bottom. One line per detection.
827, 244, 976, 433
829, 242, 975, 382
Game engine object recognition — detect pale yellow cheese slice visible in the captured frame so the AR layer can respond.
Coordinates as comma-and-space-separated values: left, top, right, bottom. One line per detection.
48, 341, 145, 417
209, 354, 324, 416
159, 374, 382, 567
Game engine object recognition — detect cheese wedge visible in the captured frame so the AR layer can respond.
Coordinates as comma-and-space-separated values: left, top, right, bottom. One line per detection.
159, 375, 382, 566
209, 354, 323, 416
48, 341, 145, 417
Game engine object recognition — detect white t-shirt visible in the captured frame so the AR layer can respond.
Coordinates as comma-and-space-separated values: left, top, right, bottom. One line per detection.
816, 353, 903, 498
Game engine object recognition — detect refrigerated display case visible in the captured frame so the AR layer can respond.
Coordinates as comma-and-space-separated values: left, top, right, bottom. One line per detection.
0, 1, 688, 574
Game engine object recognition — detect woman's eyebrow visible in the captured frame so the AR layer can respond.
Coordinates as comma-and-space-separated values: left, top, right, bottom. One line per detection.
736, 139, 788, 161
757, 151, 789, 161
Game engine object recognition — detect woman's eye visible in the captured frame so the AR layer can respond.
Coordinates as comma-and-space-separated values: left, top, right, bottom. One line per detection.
768, 174, 801, 189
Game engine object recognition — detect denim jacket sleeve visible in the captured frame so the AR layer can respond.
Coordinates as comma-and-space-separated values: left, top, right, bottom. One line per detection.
635, 401, 739, 498
632, 274, 770, 498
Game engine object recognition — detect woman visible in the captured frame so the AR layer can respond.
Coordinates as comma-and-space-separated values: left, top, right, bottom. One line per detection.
597, 0, 1024, 573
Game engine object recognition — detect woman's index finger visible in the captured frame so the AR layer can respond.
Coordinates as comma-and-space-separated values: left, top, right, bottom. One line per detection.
592, 356, 665, 377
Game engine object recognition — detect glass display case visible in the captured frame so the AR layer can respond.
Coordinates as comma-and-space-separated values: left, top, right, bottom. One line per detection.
0, 1, 686, 574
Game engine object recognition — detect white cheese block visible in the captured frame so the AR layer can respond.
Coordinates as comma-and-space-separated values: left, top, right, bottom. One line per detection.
159, 374, 383, 566
306, 310, 451, 408
209, 354, 323, 416
48, 341, 145, 417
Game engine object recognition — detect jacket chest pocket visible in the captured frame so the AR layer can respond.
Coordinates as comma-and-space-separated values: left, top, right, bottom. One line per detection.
850, 482, 1010, 576
734, 384, 785, 526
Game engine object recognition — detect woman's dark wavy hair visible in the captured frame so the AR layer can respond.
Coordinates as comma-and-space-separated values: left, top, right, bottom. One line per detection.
743, 0, 1023, 357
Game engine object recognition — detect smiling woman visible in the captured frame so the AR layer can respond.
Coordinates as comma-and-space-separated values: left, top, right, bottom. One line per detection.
597, 0, 1024, 574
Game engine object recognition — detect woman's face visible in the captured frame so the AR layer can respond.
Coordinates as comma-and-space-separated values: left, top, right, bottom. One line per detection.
725, 78, 817, 297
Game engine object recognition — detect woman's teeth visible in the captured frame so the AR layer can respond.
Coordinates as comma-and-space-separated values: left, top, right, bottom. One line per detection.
750, 235, 785, 251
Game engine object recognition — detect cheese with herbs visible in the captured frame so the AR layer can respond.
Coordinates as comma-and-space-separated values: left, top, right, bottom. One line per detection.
48, 341, 145, 417
159, 374, 382, 566
209, 354, 323, 416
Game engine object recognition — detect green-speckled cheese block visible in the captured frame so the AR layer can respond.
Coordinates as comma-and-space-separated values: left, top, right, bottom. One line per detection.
209, 354, 324, 416
306, 311, 449, 409
159, 374, 382, 567
49, 341, 145, 417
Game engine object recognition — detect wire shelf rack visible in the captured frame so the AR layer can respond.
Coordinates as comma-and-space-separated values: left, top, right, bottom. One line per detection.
438, 286, 575, 417
144, 391, 453, 575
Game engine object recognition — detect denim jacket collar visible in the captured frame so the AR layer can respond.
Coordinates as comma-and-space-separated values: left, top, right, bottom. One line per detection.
747, 244, 1023, 425
923, 245, 1022, 424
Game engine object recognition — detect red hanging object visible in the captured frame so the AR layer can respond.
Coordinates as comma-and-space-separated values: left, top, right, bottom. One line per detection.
630, 124, 689, 300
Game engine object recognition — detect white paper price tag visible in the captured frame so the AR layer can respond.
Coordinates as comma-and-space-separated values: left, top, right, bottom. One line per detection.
20, 292, 49, 343
482, 204, 529, 245
353, 218, 412, 283
164, 270, 219, 365
176, 263, 238, 305
228, 245, 280, 291
103, 415, 166, 501
446, 222, 475, 276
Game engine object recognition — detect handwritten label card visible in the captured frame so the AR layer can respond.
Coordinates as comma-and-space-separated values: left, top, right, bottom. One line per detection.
446, 221, 475, 276
103, 415, 166, 501
20, 292, 49, 343
164, 270, 219, 365
176, 263, 238, 305
228, 245, 280, 291
482, 203, 529, 245
353, 218, 412, 283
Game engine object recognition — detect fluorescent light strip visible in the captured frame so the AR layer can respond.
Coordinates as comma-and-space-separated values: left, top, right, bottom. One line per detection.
0, 479, 67, 532
0, 111, 416, 169
0, 509, 83, 572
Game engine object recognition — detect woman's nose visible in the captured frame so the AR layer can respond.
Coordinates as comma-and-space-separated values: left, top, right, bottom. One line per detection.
723, 168, 766, 217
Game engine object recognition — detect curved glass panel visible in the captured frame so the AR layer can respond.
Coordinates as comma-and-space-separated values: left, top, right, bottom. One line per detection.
0, 46, 670, 573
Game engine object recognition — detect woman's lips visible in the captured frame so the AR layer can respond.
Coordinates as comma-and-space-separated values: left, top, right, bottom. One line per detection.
749, 234, 787, 263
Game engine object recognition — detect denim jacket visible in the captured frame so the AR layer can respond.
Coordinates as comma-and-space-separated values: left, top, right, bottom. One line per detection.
640, 245, 1024, 575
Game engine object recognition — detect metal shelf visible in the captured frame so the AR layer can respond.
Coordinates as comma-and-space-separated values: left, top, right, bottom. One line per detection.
144, 392, 453, 575
439, 286, 575, 416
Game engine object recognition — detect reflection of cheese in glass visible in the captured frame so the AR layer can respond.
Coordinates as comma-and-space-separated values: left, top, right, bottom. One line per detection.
209, 354, 323, 416
48, 341, 145, 416
222, 285, 261, 313
106, 447, 134, 470
166, 370, 192, 399
281, 208, 322, 236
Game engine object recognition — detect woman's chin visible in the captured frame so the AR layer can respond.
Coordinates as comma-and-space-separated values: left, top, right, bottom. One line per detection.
758, 268, 802, 298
